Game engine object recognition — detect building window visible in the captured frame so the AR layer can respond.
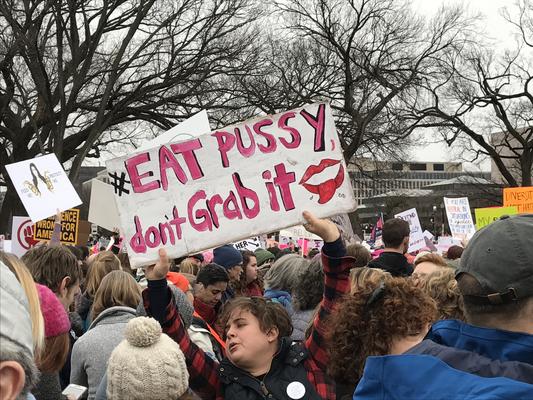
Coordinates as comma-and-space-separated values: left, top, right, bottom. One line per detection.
392, 163, 403, 171
409, 163, 427, 171
433, 163, 445, 171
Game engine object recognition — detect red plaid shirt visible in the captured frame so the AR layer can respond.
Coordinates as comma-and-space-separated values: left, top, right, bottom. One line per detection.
143, 238, 352, 399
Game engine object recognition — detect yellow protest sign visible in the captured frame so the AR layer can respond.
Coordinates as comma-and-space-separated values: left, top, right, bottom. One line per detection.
474, 206, 518, 229
503, 187, 533, 213
33, 209, 80, 245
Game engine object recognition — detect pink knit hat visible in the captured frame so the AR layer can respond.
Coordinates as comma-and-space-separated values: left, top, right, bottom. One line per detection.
36, 284, 70, 338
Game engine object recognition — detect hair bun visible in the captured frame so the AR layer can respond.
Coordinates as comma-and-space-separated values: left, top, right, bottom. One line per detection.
124, 317, 162, 347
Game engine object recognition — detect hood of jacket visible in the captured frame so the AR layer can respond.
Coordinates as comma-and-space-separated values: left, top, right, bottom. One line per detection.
354, 354, 533, 400
427, 319, 533, 364
88, 306, 137, 330
367, 252, 413, 277
406, 339, 533, 384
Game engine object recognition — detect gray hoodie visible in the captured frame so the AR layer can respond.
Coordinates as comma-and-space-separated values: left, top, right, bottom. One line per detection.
70, 306, 137, 400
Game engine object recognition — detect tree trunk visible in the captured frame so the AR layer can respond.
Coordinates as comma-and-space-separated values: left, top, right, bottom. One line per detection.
0, 184, 26, 235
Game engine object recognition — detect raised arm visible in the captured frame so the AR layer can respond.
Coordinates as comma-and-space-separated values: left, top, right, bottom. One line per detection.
143, 249, 221, 398
49, 210, 62, 246
302, 211, 353, 370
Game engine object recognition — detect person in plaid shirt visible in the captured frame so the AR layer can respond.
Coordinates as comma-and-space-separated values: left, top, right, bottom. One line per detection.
143, 211, 353, 399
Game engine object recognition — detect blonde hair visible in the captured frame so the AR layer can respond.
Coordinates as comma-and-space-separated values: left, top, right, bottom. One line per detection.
0, 251, 45, 355
350, 267, 391, 295
179, 259, 200, 276
414, 253, 448, 268
91, 270, 141, 320
85, 251, 121, 298
418, 268, 465, 321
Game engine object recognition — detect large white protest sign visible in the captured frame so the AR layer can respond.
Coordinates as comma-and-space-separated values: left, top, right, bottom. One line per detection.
11, 216, 38, 257
5, 154, 82, 222
444, 197, 476, 240
136, 111, 211, 153
88, 179, 122, 231
394, 208, 425, 253
106, 103, 357, 267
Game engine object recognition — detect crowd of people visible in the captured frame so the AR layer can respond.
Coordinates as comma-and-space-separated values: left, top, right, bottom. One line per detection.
1, 211, 532, 400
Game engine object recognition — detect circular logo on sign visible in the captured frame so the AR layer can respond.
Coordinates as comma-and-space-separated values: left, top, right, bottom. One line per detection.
17, 219, 37, 250
286, 381, 306, 400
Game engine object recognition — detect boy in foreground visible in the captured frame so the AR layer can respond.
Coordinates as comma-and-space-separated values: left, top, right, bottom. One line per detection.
143, 211, 352, 400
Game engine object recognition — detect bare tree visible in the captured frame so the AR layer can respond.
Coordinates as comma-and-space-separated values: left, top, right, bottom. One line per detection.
408, 0, 532, 187
227, 0, 471, 166
0, 0, 260, 229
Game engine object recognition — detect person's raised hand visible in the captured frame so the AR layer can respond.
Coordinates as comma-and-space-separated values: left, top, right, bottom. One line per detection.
54, 209, 62, 224
302, 210, 340, 243
144, 248, 170, 281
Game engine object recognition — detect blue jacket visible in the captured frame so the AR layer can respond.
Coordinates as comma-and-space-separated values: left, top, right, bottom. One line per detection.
427, 319, 533, 364
354, 355, 533, 400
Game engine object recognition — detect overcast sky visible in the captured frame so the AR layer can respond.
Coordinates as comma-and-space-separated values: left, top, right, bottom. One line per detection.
409, 0, 518, 171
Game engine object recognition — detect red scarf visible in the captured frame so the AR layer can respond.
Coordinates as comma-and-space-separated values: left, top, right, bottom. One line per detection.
193, 297, 217, 326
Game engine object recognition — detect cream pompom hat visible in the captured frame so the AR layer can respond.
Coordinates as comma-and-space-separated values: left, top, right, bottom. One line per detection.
106, 316, 189, 400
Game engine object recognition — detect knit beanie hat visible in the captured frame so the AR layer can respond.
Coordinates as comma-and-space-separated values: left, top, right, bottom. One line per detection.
254, 248, 275, 267
136, 284, 193, 328
213, 245, 243, 270
36, 283, 70, 338
166, 272, 190, 293
106, 317, 189, 400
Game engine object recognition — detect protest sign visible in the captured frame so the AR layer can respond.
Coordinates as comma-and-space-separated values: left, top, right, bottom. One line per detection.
474, 206, 519, 229
5, 154, 82, 222
436, 236, 462, 255
423, 230, 434, 240
137, 111, 211, 152
279, 225, 322, 241
88, 179, 122, 231
11, 217, 38, 257
106, 103, 356, 267
443, 197, 476, 240
503, 186, 533, 214
33, 209, 80, 245
394, 208, 425, 253
77, 221, 92, 246
233, 236, 262, 251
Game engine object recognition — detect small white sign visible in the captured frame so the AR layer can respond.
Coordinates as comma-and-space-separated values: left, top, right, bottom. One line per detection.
395, 208, 425, 253
5, 154, 82, 222
233, 237, 261, 251
444, 197, 476, 240
88, 179, 122, 231
11, 216, 38, 257
136, 111, 211, 153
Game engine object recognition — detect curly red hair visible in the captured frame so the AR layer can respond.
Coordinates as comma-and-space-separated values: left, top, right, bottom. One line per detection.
326, 278, 437, 389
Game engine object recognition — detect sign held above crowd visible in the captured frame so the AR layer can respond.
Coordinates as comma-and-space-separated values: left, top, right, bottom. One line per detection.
444, 197, 476, 240
106, 103, 356, 267
503, 186, 533, 214
394, 208, 425, 253
5, 153, 82, 222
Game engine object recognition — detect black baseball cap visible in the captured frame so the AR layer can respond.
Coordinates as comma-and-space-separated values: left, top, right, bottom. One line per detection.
457, 214, 533, 305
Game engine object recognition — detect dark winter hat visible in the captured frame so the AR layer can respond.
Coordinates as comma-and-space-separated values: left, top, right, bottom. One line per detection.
254, 248, 275, 267
458, 214, 533, 304
213, 245, 243, 270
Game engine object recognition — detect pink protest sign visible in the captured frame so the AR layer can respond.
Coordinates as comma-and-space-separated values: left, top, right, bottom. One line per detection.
106, 103, 356, 267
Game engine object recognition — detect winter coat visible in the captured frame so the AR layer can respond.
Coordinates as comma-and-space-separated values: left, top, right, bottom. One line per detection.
70, 306, 137, 400
220, 339, 322, 400
427, 319, 533, 364
290, 309, 315, 341
33, 372, 67, 400
354, 354, 533, 400
367, 252, 413, 277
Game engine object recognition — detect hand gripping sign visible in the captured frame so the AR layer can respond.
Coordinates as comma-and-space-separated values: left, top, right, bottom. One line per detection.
106, 103, 357, 267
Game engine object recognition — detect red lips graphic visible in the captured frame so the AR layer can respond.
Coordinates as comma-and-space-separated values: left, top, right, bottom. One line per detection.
299, 158, 345, 204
